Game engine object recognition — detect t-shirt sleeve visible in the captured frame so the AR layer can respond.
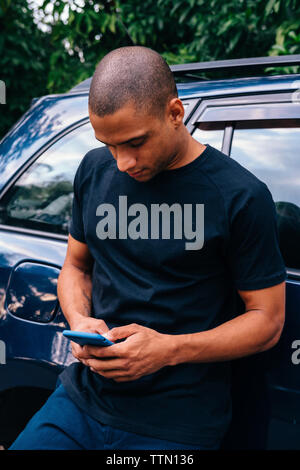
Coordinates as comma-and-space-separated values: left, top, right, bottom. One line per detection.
69, 163, 86, 243
226, 182, 287, 291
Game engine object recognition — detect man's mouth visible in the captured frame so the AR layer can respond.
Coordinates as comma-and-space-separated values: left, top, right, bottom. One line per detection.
128, 169, 144, 177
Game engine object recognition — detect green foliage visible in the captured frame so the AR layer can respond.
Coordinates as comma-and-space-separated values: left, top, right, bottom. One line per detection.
118, 0, 300, 68
1, 0, 300, 139
0, 0, 54, 137
265, 0, 300, 74
36, 1, 130, 94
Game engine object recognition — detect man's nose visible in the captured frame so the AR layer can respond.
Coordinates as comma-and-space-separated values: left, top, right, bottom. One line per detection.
115, 149, 137, 172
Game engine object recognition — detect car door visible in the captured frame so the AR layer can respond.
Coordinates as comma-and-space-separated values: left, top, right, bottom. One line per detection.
190, 92, 300, 449
0, 121, 105, 392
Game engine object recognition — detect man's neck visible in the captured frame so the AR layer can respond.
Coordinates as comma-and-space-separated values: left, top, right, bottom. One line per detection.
168, 131, 206, 170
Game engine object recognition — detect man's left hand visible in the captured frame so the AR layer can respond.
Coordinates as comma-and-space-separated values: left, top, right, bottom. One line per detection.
83, 323, 176, 382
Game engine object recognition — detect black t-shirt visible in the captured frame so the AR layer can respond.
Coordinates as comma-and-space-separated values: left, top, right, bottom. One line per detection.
59, 144, 286, 447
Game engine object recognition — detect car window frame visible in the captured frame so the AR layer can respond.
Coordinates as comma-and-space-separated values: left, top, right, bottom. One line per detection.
0, 118, 90, 241
187, 91, 298, 155
0, 99, 198, 241
187, 92, 300, 278
229, 118, 300, 279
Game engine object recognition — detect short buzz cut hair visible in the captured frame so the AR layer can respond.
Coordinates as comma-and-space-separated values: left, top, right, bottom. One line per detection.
88, 46, 178, 118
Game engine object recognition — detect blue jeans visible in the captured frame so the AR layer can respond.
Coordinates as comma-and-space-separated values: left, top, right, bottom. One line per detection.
9, 383, 218, 450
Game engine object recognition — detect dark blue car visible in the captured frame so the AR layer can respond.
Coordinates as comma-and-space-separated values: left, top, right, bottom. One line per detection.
1, 55, 300, 449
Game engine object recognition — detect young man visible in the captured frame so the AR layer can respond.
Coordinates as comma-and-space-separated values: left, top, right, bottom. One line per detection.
10, 46, 286, 450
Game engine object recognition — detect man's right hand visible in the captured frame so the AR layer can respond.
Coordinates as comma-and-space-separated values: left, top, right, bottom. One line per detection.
67, 316, 110, 365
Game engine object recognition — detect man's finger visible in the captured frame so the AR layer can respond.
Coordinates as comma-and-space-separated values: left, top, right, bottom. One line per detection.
83, 343, 121, 357
104, 323, 141, 342
71, 343, 91, 359
86, 357, 126, 371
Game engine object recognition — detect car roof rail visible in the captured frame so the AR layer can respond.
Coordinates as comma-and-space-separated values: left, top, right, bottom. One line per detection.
170, 54, 300, 80
30, 97, 41, 107
66, 54, 300, 93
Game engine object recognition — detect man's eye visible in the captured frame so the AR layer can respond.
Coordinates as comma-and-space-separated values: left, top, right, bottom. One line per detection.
130, 140, 145, 148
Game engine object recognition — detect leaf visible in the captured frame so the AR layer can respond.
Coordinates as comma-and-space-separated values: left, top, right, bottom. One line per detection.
75, 13, 83, 35
49, 49, 62, 67
170, 2, 182, 16
288, 30, 296, 40
179, 8, 191, 25
274, 0, 281, 14
275, 26, 285, 46
89, 10, 100, 21
157, 18, 163, 31
57, 3, 65, 16
85, 12, 93, 34
265, 0, 277, 17
100, 14, 110, 33
272, 44, 287, 53
228, 31, 242, 52
19, 40, 31, 55
108, 15, 116, 34
69, 10, 75, 25
12, 57, 21, 66
217, 19, 234, 36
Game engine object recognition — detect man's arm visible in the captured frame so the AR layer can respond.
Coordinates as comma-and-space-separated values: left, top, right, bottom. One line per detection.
57, 234, 94, 330
168, 280, 286, 365
83, 281, 285, 381
57, 234, 110, 365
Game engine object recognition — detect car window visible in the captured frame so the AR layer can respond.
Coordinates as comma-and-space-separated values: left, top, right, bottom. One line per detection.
0, 122, 104, 236
230, 119, 300, 270
192, 122, 224, 151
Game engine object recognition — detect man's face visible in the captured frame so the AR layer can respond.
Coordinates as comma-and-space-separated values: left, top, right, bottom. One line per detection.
89, 100, 182, 182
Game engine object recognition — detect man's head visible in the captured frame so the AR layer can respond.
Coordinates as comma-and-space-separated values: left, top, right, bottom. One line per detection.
88, 46, 189, 182
89, 46, 177, 119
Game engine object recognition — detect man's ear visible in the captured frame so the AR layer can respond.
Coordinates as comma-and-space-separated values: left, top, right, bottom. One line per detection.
168, 98, 185, 128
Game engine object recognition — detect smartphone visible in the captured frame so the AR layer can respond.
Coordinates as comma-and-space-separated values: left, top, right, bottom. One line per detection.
62, 330, 114, 347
